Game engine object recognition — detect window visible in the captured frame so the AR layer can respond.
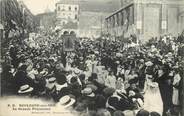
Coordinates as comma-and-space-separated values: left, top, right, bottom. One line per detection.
75, 7, 77, 11
75, 15, 78, 20
69, 6, 71, 11
58, 6, 60, 11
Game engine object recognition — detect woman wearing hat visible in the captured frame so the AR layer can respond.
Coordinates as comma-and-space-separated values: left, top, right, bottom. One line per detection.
105, 70, 116, 89
172, 67, 182, 116
143, 71, 163, 115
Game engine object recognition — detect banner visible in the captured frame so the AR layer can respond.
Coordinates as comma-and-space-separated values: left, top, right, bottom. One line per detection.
63, 35, 75, 52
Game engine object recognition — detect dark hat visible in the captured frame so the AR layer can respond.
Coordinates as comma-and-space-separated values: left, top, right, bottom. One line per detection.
91, 73, 98, 79
79, 74, 85, 80
56, 73, 66, 85
18, 64, 27, 71
136, 109, 149, 116
103, 87, 115, 97
70, 77, 78, 84
150, 112, 161, 116
3, 64, 12, 72
129, 78, 138, 84
95, 94, 106, 108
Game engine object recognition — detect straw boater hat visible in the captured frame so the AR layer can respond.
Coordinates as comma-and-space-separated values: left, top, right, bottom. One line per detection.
58, 95, 76, 108
145, 61, 153, 66
18, 85, 33, 94
48, 77, 56, 83
74, 68, 81, 75
40, 68, 48, 76
86, 84, 98, 92
167, 52, 173, 57
81, 88, 95, 97
115, 90, 127, 98
94, 51, 99, 54
46, 77, 56, 89
139, 59, 144, 63
173, 65, 179, 69
116, 61, 120, 64
116, 53, 123, 57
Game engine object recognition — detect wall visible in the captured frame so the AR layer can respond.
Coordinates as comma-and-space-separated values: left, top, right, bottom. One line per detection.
56, 3, 79, 29
79, 11, 108, 38
106, 0, 184, 42
36, 12, 55, 30
179, 6, 184, 33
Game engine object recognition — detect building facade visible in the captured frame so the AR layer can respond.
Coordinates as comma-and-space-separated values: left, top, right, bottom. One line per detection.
36, 12, 55, 30
18, 1, 36, 33
79, 11, 108, 38
55, 0, 79, 36
105, 0, 184, 42
0, 0, 36, 39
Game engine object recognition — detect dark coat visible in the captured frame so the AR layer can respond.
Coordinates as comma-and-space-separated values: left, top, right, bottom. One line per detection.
1, 71, 15, 95
14, 70, 34, 93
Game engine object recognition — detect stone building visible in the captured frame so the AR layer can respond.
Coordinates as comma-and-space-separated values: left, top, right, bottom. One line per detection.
36, 12, 56, 30
55, 0, 79, 36
79, 12, 108, 38
18, 1, 36, 32
105, 0, 184, 42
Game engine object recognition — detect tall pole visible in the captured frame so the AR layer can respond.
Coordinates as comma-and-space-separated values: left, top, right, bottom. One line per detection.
22, 7, 25, 37
100, 15, 103, 37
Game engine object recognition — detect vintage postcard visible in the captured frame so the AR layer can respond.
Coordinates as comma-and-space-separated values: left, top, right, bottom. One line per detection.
0, 0, 184, 116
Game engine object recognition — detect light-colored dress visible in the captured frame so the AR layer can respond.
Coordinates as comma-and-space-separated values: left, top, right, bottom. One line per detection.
105, 75, 116, 89
143, 78, 163, 115
172, 73, 181, 105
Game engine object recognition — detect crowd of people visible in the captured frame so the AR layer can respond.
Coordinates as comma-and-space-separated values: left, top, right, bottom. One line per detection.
1, 30, 184, 116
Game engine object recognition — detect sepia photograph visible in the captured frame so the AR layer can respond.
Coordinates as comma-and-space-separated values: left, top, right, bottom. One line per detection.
0, 0, 184, 116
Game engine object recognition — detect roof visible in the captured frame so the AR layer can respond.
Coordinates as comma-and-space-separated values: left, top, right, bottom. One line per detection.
57, 0, 79, 5
56, 0, 120, 13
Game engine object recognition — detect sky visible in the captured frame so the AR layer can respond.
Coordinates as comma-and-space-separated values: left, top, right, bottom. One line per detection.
18, 0, 120, 15
18, 0, 57, 15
